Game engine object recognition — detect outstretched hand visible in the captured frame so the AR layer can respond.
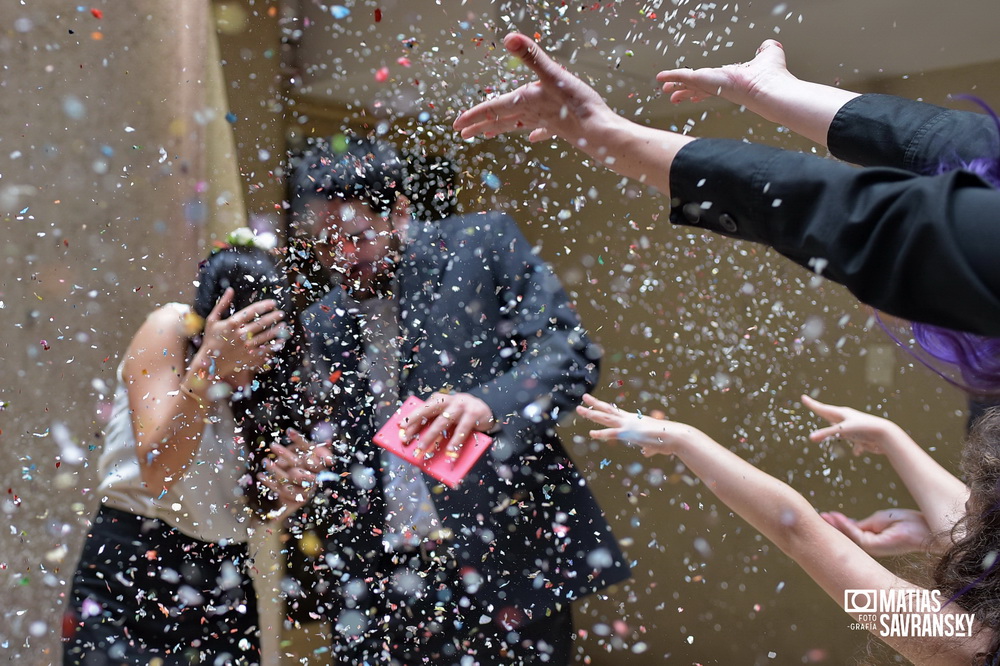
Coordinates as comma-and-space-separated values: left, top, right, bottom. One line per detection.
453, 32, 614, 147
821, 508, 936, 557
802, 394, 900, 456
657, 39, 793, 108
576, 393, 706, 457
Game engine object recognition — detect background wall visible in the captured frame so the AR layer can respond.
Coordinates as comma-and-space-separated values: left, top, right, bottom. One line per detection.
2, 1, 997, 664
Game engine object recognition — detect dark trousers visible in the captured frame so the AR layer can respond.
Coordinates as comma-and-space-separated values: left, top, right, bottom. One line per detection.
331, 544, 574, 665
63, 505, 260, 666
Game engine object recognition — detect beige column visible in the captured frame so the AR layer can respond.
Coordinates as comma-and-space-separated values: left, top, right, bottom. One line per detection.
0, 0, 250, 660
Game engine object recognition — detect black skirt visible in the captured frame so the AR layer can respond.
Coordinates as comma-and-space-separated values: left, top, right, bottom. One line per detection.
63, 505, 260, 666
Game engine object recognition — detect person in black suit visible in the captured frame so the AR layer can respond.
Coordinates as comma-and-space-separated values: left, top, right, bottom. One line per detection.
284, 138, 630, 665
455, 33, 1000, 337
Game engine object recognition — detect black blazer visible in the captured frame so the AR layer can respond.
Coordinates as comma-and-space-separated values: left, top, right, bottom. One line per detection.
296, 211, 630, 616
669, 93, 1000, 336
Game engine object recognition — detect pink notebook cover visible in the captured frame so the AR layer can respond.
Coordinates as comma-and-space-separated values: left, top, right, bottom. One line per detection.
372, 395, 493, 488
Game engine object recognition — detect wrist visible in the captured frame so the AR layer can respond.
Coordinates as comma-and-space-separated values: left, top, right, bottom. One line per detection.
180, 360, 219, 405
179, 376, 213, 407
672, 426, 713, 454
877, 422, 913, 455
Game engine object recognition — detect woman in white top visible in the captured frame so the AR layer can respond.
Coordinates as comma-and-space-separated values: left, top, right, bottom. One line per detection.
64, 238, 322, 666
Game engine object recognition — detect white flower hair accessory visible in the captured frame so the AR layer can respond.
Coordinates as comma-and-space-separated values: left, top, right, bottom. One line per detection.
220, 227, 279, 252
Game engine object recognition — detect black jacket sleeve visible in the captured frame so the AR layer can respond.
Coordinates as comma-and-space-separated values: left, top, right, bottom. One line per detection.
668, 95, 1000, 336
828, 93, 1000, 171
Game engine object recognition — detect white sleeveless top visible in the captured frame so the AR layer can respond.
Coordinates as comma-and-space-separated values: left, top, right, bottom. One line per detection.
97, 303, 252, 544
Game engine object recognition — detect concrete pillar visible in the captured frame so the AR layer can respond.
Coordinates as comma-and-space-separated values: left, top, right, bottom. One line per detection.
0, 1, 249, 659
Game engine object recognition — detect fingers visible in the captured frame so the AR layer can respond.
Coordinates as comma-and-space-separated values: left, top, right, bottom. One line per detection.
234, 301, 285, 337
854, 510, 897, 532
576, 404, 623, 428
284, 429, 334, 471
239, 308, 284, 336
268, 444, 316, 486
808, 425, 844, 442
402, 394, 454, 458
206, 287, 235, 324
402, 394, 495, 461
756, 39, 783, 53
821, 511, 866, 543
443, 412, 479, 460
402, 395, 446, 442
801, 394, 843, 422
455, 94, 537, 140
589, 428, 624, 441
454, 32, 577, 141
667, 89, 709, 105
286, 428, 311, 450
581, 393, 618, 413
412, 412, 453, 460
528, 127, 555, 143
258, 448, 319, 509
753, 39, 786, 63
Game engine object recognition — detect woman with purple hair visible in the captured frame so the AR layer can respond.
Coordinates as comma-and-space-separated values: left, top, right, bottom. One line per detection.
455, 34, 1000, 337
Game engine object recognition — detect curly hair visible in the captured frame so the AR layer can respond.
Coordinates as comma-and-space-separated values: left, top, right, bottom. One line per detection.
934, 407, 1000, 664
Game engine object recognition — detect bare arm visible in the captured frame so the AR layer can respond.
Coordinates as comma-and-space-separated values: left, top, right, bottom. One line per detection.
803, 394, 968, 538
125, 293, 286, 491
577, 394, 987, 664
124, 305, 211, 492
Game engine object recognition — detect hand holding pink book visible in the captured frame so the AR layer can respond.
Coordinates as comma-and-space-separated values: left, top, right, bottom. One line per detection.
373, 395, 493, 488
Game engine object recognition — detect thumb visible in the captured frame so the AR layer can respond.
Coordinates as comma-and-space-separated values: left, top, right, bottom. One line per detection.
809, 425, 844, 442
855, 510, 899, 533
504, 32, 562, 84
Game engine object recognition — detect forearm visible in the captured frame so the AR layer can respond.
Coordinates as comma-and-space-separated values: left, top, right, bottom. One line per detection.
578, 112, 693, 196
668, 138, 1000, 336
751, 77, 859, 147
879, 428, 968, 535
136, 367, 214, 491
675, 432, 828, 557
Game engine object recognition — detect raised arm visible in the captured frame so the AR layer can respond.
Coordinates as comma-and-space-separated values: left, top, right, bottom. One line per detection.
125, 293, 285, 491
803, 394, 969, 538
577, 394, 987, 664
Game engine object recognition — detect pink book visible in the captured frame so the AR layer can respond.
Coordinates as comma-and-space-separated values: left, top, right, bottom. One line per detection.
372, 395, 493, 488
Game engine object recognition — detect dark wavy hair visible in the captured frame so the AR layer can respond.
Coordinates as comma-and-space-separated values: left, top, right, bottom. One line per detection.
289, 136, 405, 214
193, 245, 300, 516
888, 96, 1000, 396
934, 407, 1000, 664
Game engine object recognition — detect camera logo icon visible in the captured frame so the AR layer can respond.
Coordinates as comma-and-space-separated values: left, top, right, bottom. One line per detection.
844, 589, 878, 613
